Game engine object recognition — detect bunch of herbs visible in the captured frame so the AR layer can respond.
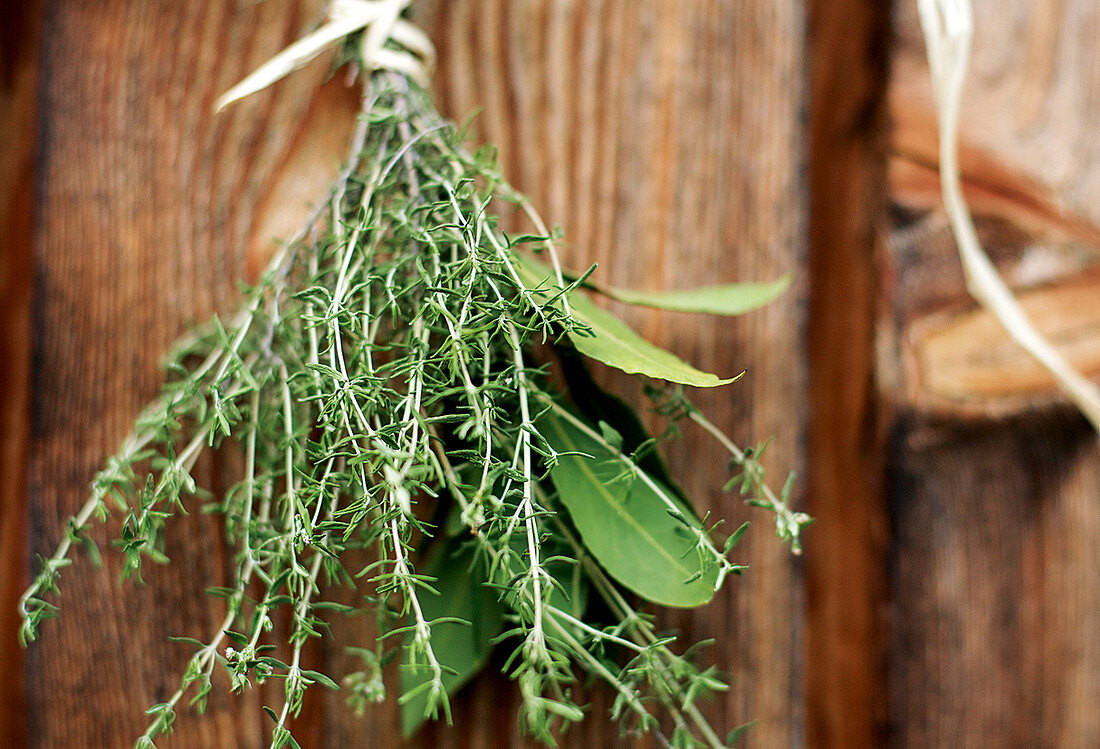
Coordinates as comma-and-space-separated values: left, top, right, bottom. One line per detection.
20, 14, 809, 749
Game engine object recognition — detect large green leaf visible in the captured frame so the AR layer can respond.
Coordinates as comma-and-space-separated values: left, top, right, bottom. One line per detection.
565, 291, 740, 388
556, 349, 686, 497
599, 275, 790, 316
539, 404, 718, 608
512, 256, 739, 388
401, 542, 505, 737
515, 252, 789, 317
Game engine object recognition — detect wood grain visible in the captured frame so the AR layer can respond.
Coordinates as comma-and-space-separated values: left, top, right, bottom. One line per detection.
886, 1, 1100, 746
889, 417, 1100, 748
27, 1, 342, 746
26, 1, 807, 747
892, 2, 1100, 233
907, 270, 1100, 411
406, 4, 807, 747
805, 0, 890, 747
0, 1, 43, 746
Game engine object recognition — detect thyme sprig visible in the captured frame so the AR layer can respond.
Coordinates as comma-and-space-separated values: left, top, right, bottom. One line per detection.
21, 19, 809, 749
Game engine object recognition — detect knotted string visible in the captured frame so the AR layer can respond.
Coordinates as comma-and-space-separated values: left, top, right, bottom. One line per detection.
215, 0, 435, 112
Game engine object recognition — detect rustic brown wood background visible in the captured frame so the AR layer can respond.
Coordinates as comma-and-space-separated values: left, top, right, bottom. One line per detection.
3, 0, 1100, 747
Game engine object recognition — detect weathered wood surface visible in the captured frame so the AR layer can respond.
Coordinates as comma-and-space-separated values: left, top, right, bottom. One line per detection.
805, 0, 890, 747
22, 1, 806, 747
26, 2, 344, 746
887, 1, 1100, 746
0, 0, 42, 744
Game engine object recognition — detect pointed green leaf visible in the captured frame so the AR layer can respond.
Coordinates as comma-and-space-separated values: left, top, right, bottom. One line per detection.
301, 669, 340, 690
727, 720, 759, 745
723, 521, 750, 554
513, 256, 739, 388
400, 541, 505, 737
540, 405, 717, 608
566, 287, 739, 388
556, 348, 690, 500
597, 420, 624, 451
518, 252, 790, 316
600, 275, 790, 316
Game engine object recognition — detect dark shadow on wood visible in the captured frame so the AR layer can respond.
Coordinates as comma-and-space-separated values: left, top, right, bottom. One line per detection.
0, 1, 43, 746
806, 0, 892, 746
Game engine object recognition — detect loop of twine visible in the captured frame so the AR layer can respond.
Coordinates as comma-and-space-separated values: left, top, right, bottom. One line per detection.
918, 0, 1100, 432
215, 0, 436, 112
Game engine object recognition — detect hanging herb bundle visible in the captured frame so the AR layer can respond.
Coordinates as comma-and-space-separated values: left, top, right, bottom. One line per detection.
20, 2, 809, 748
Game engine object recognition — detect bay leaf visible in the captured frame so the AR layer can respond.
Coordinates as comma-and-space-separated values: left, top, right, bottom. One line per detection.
599, 275, 790, 316
539, 405, 717, 608
511, 255, 737, 388
401, 541, 505, 737
556, 348, 687, 497
565, 291, 740, 388
516, 252, 789, 317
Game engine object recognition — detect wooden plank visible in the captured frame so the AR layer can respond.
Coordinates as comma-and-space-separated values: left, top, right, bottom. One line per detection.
889, 417, 1100, 748
404, 3, 807, 746
887, 1, 1100, 746
0, 1, 43, 747
26, 1, 807, 746
805, 0, 891, 747
26, 1, 345, 746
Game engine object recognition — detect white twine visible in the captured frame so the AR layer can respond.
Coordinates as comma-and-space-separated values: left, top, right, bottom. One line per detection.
215, 0, 435, 112
917, 0, 1100, 432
